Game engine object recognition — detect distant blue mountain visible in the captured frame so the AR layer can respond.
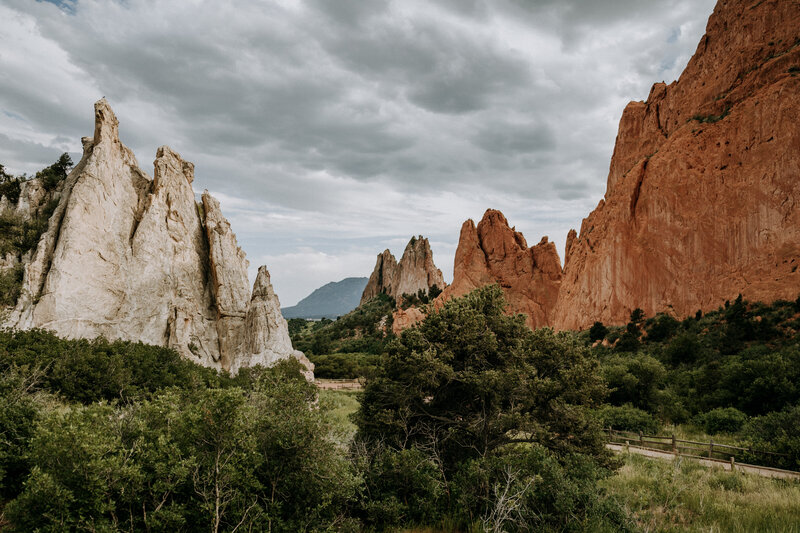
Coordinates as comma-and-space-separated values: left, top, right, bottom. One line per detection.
281, 277, 369, 320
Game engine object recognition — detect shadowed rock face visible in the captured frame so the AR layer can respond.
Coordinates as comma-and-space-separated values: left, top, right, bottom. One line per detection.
360, 236, 445, 305
400, 0, 800, 332
5, 99, 309, 376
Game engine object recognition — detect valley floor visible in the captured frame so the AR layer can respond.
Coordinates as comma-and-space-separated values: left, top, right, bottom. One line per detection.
323, 389, 800, 532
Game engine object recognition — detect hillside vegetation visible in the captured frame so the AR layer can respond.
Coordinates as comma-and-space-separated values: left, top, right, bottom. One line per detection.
288, 293, 396, 379
589, 295, 800, 470
0, 287, 637, 532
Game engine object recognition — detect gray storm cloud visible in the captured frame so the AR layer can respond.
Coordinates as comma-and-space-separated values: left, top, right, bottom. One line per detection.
0, 0, 715, 305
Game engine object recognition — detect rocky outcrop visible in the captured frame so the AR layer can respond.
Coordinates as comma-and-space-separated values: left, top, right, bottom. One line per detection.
554, 0, 800, 329
360, 250, 398, 305
234, 265, 314, 379
360, 236, 445, 305
438, 210, 563, 329
391, 306, 425, 336
5, 99, 309, 376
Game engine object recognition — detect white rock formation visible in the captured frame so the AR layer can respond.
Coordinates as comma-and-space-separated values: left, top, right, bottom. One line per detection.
5, 99, 309, 376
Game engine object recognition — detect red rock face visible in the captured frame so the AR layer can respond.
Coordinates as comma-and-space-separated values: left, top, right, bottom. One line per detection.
402, 0, 800, 333
555, 0, 800, 329
438, 210, 563, 329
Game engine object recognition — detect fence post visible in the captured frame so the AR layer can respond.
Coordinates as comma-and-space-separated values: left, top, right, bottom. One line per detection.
709, 438, 714, 459
639, 431, 643, 448
672, 434, 677, 454
730, 456, 735, 472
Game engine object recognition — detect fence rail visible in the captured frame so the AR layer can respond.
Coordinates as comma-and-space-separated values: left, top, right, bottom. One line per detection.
315, 378, 363, 390
604, 428, 794, 472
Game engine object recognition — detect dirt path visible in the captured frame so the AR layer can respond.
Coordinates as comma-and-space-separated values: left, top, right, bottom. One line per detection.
607, 444, 800, 481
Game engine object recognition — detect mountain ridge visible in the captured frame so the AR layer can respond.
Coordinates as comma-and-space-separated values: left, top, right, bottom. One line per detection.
282, 277, 368, 319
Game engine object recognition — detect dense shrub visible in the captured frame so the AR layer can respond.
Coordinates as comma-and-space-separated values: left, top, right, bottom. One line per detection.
589, 321, 608, 342
601, 352, 666, 411
309, 352, 380, 379
743, 405, 800, 470
645, 314, 680, 343
596, 404, 660, 434
4, 360, 359, 532
0, 264, 24, 307
696, 407, 749, 434
0, 329, 221, 403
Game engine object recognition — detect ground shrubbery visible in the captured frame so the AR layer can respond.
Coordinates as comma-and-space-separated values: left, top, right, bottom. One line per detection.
309, 352, 381, 379
290, 292, 395, 357
590, 295, 800, 468
595, 404, 660, 434
0, 330, 358, 532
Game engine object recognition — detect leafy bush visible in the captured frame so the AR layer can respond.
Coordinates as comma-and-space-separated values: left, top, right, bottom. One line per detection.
696, 407, 748, 434
0, 166, 22, 205
589, 321, 608, 342
596, 404, 660, 434
4, 361, 359, 532
743, 405, 800, 470
601, 352, 666, 411
0, 329, 220, 404
309, 352, 380, 379
645, 313, 680, 343
35, 153, 72, 191
0, 264, 24, 307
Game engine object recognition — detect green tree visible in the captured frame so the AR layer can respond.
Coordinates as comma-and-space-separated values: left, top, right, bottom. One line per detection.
356, 285, 610, 465
589, 321, 608, 342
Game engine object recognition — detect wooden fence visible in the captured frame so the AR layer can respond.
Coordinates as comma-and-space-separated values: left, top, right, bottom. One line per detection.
604, 428, 794, 471
315, 378, 363, 390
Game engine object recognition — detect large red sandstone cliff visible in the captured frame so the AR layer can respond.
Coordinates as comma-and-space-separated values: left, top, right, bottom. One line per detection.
555, 0, 800, 329
403, 0, 799, 333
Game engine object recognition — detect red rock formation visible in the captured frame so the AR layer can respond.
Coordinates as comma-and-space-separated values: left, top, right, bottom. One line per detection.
554, 0, 800, 329
396, 0, 800, 334
392, 306, 426, 335
438, 210, 563, 329
360, 236, 445, 305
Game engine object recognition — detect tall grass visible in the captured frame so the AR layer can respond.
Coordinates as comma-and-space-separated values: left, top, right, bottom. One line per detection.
602, 452, 800, 532
319, 388, 360, 445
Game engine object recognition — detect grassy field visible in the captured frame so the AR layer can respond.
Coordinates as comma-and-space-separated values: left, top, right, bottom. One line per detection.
319, 388, 360, 445
602, 452, 800, 532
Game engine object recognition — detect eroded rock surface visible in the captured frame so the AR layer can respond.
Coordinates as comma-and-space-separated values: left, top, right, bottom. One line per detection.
5, 99, 308, 375
439, 210, 563, 329
554, 0, 800, 329
360, 236, 445, 305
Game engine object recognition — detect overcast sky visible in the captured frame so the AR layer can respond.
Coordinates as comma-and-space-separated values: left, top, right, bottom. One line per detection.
0, 0, 716, 306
